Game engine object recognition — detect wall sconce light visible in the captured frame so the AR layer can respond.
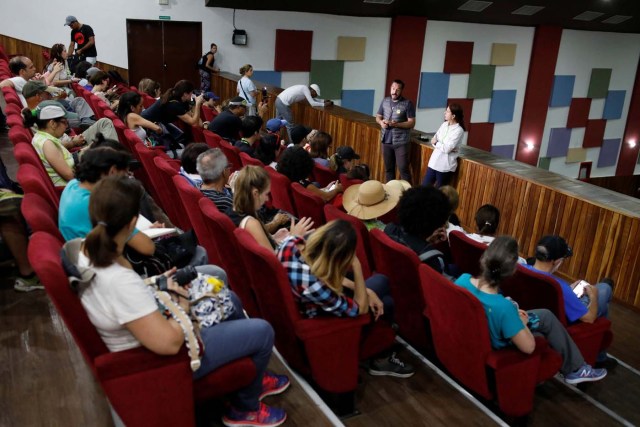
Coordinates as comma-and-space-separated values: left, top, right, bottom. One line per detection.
525, 140, 535, 151
629, 139, 637, 148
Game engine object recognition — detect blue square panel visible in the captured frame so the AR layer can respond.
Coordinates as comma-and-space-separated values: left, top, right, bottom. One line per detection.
251, 71, 282, 88
488, 90, 517, 123
491, 144, 515, 159
602, 90, 626, 120
549, 75, 575, 107
597, 138, 621, 167
546, 127, 572, 158
418, 72, 450, 108
341, 89, 375, 116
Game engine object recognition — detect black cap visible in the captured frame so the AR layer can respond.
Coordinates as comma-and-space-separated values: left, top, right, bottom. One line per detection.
535, 235, 573, 261
336, 146, 360, 160
290, 125, 312, 145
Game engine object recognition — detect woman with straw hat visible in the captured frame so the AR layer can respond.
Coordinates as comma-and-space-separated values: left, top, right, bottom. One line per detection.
342, 180, 410, 230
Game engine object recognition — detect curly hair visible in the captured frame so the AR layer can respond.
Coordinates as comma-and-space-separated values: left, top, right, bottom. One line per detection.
75, 147, 131, 183
397, 186, 450, 240
277, 146, 314, 183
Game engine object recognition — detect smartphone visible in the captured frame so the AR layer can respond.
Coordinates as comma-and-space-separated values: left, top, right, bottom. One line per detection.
573, 280, 589, 297
261, 87, 268, 99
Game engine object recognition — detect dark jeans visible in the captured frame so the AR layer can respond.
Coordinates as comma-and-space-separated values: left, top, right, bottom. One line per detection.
382, 143, 411, 182
422, 167, 453, 188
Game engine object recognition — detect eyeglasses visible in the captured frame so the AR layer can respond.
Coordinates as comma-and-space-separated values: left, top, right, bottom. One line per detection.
57, 118, 69, 126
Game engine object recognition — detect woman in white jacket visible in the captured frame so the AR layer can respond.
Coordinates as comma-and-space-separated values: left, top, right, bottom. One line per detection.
422, 103, 465, 187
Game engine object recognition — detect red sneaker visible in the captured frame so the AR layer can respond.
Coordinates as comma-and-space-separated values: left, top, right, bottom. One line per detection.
222, 402, 287, 427
259, 371, 291, 400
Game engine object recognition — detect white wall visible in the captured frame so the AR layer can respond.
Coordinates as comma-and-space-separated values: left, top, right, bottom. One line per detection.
1, 0, 390, 108
418, 21, 535, 150
543, 29, 640, 177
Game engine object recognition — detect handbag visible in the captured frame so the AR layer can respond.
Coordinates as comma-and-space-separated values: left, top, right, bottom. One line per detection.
124, 230, 198, 277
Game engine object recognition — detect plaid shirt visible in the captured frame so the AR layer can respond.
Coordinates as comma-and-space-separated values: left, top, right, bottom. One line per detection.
277, 236, 359, 318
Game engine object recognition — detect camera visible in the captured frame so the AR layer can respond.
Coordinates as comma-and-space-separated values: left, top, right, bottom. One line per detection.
192, 90, 211, 101
155, 266, 198, 292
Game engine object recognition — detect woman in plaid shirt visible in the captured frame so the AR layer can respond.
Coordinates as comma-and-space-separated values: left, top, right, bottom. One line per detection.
277, 220, 415, 378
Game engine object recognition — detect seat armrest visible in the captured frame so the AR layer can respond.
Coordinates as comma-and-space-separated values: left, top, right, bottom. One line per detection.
294, 315, 369, 340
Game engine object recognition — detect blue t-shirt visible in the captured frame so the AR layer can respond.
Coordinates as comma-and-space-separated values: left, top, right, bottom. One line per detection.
454, 273, 524, 350
524, 265, 587, 323
59, 179, 139, 242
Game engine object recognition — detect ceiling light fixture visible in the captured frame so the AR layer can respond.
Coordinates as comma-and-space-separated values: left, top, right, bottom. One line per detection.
512, 5, 545, 16
573, 11, 605, 21
458, 1, 493, 13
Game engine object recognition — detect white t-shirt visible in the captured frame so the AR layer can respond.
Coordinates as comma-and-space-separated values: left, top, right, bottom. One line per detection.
277, 84, 324, 107
428, 121, 464, 173
237, 76, 257, 105
78, 251, 158, 352
8, 77, 28, 107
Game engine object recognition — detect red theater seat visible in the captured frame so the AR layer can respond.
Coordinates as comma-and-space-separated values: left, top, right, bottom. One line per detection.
323, 204, 374, 278
448, 230, 487, 277
291, 183, 325, 226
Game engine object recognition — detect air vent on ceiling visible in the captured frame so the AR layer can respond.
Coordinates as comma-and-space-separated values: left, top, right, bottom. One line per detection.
512, 5, 545, 16
602, 15, 632, 24
573, 11, 605, 21
458, 1, 492, 13
363, 0, 394, 4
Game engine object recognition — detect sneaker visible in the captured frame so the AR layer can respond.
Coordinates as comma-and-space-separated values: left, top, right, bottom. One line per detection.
14, 275, 44, 292
222, 402, 287, 427
368, 352, 415, 378
564, 364, 607, 385
595, 355, 619, 370
259, 371, 290, 400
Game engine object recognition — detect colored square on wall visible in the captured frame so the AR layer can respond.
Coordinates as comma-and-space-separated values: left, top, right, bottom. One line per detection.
275, 30, 313, 72
583, 119, 606, 148
447, 98, 473, 125
419, 72, 450, 108
251, 71, 282, 88
488, 90, 516, 123
549, 75, 575, 107
538, 157, 551, 170
491, 144, 515, 159
309, 60, 344, 100
467, 65, 495, 99
444, 41, 474, 74
337, 37, 366, 61
467, 122, 494, 152
566, 148, 587, 163
547, 128, 572, 158
341, 89, 375, 115
567, 98, 591, 128
602, 90, 626, 120
587, 68, 612, 99
490, 43, 517, 66
597, 138, 621, 168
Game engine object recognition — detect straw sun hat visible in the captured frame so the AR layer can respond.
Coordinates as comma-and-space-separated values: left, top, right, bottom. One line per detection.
342, 180, 411, 220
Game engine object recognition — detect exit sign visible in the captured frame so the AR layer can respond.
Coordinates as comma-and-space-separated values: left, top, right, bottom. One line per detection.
159, 16, 171, 20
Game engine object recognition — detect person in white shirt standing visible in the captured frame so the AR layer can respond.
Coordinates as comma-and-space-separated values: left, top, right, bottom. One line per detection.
423, 103, 466, 187
275, 83, 332, 140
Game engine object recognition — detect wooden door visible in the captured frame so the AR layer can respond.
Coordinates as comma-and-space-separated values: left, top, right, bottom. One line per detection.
126, 20, 164, 89
162, 21, 201, 89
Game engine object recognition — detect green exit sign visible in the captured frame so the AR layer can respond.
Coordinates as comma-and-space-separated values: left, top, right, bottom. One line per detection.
159, 16, 171, 20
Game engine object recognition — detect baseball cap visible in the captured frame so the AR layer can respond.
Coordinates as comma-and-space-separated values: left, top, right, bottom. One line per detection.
266, 118, 287, 133
36, 100, 79, 120
86, 67, 101, 78
64, 16, 77, 26
22, 81, 61, 98
203, 91, 220, 101
35, 103, 70, 121
290, 125, 312, 145
309, 84, 321, 97
535, 235, 573, 261
336, 146, 360, 160
228, 96, 247, 107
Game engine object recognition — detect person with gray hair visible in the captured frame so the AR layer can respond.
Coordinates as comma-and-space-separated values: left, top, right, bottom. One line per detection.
197, 148, 233, 212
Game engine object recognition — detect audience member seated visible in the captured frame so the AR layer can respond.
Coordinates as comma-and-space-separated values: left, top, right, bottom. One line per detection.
177, 142, 209, 188
45, 43, 78, 94
142, 80, 204, 129
455, 236, 607, 384
75, 61, 93, 89
235, 116, 263, 156
439, 185, 461, 227
309, 131, 332, 167
277, 220, 415, 378
286, 125, 312, 149
384, 186, 452, 276
254, 132, 279, 168
346, 164, 370, 181
197, 148, 234, 212
277, 146, 343, 203
90, 71, 119, 110
23, 81, 98, 130
70, 175, 289, 427
343, 180, 408, 230
117, 91, 163, 143
227, 166, 313, 252
138, 77, 161, 98
208, 97, 247, 140
329, 146, 360, 174
0, 56, 57, 106
448, 203, 500, 244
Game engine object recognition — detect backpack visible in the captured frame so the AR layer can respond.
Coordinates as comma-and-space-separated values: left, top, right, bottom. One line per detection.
197, 52, 211, 71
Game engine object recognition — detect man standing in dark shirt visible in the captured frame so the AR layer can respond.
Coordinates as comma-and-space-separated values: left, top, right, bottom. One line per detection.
65, 16, 97, 65
208, 97, 247, 141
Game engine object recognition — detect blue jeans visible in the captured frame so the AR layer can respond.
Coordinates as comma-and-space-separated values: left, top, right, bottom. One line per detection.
422, 167, 453, 188
365, 274, 394, 323
579, 282, 612, 318
193, 267, 275, 411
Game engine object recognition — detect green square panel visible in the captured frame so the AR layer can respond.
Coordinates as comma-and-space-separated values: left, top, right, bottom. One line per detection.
309, 60, 344, 100
467, 64, 496, 99
587, 68, 612, 99
538, 157, 551, 170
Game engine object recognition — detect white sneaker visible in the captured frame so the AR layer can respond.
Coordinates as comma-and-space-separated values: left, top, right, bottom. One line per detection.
14, 276, 44, 292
